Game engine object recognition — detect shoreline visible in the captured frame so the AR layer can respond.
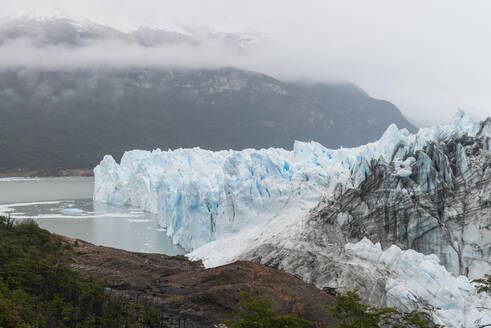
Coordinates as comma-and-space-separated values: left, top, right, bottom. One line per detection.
0, 168, 94, 178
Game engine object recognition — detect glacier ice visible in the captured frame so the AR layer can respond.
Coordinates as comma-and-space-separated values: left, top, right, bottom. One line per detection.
94, 111, 490, 327
345, 238, 490, 328
94, 144, 331, 251
94, 111, 482, 252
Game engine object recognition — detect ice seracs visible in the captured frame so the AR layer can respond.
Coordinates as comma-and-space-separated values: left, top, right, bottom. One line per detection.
94, 144, 329, 251
346, 238, 490, 328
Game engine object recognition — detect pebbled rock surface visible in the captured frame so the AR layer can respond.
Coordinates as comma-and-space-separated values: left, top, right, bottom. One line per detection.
60, 236, 336, 328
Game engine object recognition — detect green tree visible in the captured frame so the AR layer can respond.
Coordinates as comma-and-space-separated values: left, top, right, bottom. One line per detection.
0, 295, 32, 328
472, 274, 491, 295
472, 274, 491, 328
327, 290, 441, 328
227, 291, 314, 328
0, 216, 161, 327
327, 290, 379, 327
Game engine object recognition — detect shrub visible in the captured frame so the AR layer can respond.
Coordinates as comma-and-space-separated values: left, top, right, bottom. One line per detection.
327, 290, 441, 328
227, 291, 314, 328
0, 216, 160, 327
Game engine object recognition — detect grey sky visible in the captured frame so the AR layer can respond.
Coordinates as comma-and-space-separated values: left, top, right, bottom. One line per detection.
2, 0, 491, 125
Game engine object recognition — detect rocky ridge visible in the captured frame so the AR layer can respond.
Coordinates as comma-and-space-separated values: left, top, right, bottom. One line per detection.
60, 236, 336, 328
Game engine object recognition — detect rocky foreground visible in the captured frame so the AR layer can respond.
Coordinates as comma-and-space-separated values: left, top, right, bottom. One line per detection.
59, 236, 336, 328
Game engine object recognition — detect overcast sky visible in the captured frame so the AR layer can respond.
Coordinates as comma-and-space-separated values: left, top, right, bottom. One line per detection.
2, 0, 491, 125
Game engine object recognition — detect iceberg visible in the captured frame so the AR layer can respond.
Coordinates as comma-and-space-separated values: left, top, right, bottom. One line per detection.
61, 208, 84, 215
94, 112, 481, 252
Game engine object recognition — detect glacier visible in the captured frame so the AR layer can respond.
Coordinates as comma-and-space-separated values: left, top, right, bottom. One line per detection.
94, 144, 330, 251
94, 112, 490, 327
94, 112, 480, 251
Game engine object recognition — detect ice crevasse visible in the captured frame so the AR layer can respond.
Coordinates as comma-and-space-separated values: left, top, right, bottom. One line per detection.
93, 111, 482, 252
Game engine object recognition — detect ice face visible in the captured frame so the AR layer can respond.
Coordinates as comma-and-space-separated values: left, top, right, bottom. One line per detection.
93, 112, 483, 252
94, 145, 329, 250
346, 238, 491, 328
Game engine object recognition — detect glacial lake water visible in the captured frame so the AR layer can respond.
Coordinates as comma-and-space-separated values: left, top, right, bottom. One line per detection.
0, 177, 185, 255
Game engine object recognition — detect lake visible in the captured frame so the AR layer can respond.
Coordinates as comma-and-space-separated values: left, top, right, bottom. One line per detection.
0, 177, 185, 255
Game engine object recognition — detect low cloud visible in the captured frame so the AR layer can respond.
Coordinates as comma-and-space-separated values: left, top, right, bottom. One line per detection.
1, 0, 491, 125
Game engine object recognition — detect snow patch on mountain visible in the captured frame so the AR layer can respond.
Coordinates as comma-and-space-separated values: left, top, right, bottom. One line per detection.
0, 14, 262, 51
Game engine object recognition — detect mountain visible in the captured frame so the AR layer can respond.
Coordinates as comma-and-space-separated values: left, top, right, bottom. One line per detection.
0, 15, 415, 173
0, 66, 415, 173
94, 113, 491, 327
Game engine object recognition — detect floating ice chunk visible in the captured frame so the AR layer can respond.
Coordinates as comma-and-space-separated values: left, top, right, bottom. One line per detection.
61, 208, 84, 215
127, 219, 153, 223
